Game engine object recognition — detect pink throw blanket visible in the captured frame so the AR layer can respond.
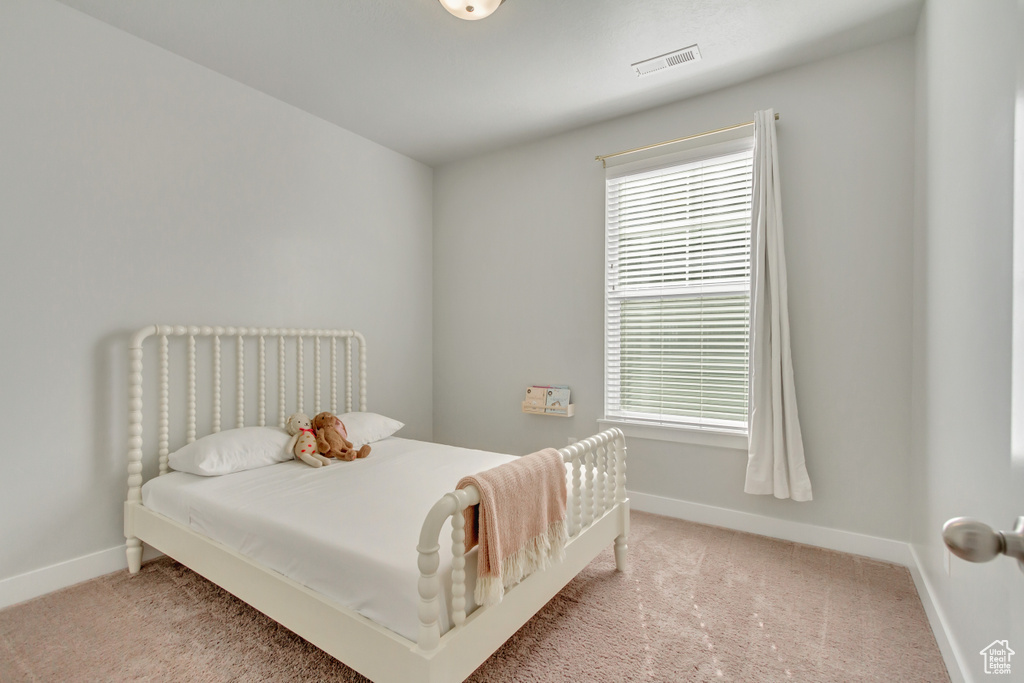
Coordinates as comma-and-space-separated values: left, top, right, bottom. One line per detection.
457, 448, 568, 606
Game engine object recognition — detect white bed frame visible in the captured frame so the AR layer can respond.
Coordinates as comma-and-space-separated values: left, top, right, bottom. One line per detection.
124, 325, 629, 683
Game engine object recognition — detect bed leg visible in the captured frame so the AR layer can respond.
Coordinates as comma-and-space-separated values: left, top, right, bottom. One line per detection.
614, 534, 628, 572
127, 537, 142, 574
610, 532, 626, 573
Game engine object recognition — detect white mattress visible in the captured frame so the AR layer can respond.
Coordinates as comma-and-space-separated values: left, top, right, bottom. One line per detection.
141, 437, 517, 642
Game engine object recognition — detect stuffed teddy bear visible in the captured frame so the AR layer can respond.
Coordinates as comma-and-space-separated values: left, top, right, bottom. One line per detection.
312, 411, 370, 461
286, 412, 332, 468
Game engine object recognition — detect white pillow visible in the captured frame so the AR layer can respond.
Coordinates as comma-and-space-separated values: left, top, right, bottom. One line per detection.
169, 426, 292, 476
338, 412, 404, 448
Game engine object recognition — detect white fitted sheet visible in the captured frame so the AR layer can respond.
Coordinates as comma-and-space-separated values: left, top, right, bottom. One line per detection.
141, 437, 516, 642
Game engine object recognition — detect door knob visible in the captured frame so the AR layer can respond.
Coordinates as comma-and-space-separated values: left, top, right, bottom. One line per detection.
942, 516, 1024, 574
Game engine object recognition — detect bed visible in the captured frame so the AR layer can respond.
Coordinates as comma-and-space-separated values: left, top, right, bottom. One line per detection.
124, 325, 629, 683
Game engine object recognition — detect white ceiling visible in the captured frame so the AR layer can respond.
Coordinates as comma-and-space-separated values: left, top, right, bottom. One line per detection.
55, 0, 922, 167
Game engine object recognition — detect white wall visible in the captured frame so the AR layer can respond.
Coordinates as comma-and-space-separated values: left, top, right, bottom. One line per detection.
6, 3, 1019, 676
0, 0, 433, 585
912, 1, 1024, 679
434, 38, 916, 541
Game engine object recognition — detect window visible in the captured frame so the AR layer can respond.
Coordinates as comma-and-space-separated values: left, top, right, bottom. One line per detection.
604, 138, 754, 439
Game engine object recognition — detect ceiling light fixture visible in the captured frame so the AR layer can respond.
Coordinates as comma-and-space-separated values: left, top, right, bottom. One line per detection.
439, 0, 504, 21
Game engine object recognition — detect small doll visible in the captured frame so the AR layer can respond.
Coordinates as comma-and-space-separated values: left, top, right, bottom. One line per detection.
286, 412, 331, 468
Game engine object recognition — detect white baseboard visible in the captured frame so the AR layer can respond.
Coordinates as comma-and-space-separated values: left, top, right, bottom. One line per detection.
628, 490, 913, 564
906, 544, 969, 683
628, 491, 966, 682
0, 544, 163, 611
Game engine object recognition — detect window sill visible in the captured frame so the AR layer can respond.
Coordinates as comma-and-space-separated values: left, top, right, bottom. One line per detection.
598, 419, 748, 451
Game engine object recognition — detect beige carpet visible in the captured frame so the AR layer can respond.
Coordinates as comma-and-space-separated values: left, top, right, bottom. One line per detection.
0, 512, 949, 682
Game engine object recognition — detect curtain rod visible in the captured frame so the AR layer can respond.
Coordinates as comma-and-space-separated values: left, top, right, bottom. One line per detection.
595, 112, 780, 168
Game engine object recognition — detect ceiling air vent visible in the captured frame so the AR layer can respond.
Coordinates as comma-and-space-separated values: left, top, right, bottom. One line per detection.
632, 44, 702, 77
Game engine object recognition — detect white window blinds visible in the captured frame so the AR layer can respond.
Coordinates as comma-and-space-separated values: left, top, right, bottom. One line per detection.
605, 144, 754, 433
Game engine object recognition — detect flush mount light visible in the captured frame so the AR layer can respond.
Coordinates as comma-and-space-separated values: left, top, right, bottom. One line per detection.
439, 0, 504, 21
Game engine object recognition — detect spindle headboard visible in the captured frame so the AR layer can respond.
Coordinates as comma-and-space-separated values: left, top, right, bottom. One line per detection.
125, 326, 366, 508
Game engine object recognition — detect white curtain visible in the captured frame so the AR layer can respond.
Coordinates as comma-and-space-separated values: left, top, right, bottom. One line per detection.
744, 109, 813, 501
